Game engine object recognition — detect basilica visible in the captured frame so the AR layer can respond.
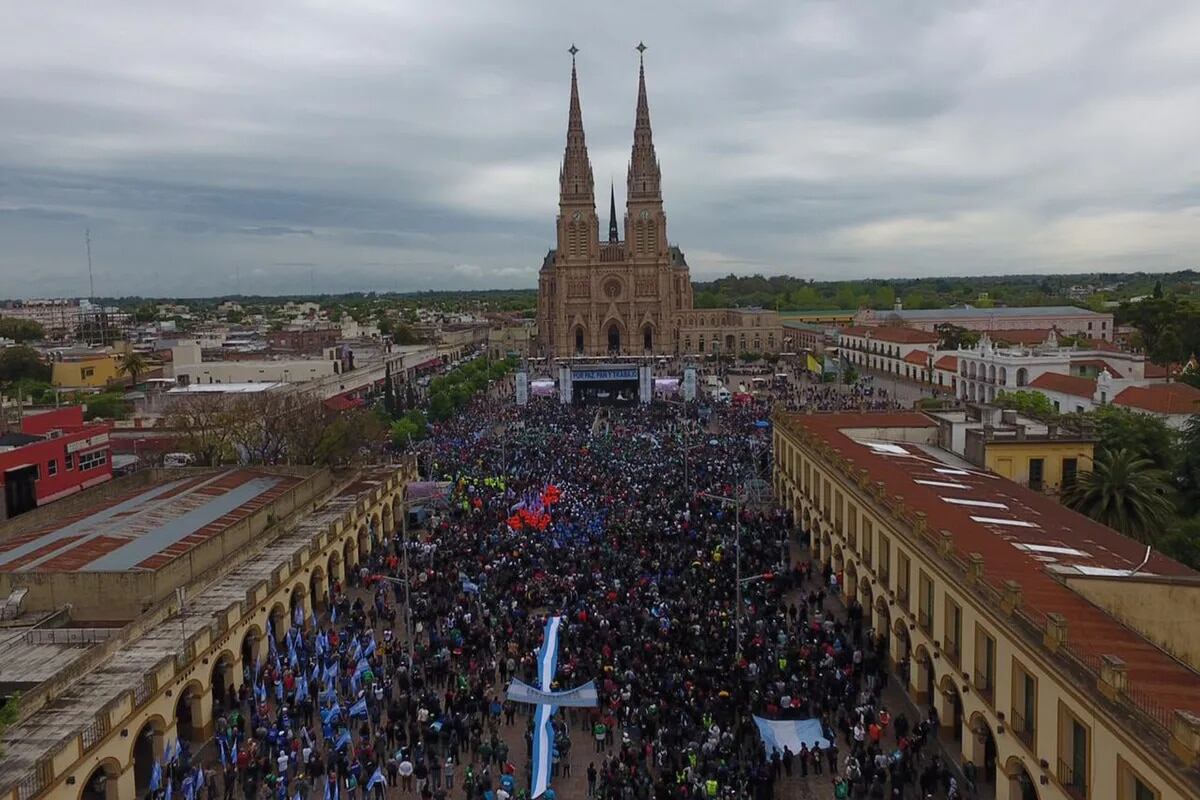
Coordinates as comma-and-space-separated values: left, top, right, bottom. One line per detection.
535, 49, 781, 360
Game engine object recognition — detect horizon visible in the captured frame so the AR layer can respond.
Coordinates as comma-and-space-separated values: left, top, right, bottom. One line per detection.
4, 2, 1200, 296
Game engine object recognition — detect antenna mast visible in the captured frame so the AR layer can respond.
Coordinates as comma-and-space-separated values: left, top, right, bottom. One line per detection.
85, 228, 95, 299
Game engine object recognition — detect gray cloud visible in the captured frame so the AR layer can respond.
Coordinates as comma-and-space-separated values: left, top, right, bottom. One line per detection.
2, 0, 1199, 297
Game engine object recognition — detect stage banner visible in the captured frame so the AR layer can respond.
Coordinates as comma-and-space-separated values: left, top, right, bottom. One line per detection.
683, 368, 697, 401
515, 371, 528, 406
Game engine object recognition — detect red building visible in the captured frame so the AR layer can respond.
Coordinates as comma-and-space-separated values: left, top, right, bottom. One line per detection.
0, 406, 113, 519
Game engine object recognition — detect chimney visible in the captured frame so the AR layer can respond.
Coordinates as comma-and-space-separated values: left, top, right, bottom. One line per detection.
1099, 655, 1128, 699
1001, 580, 1022, 614
1044, 613, 1067, 651
966, 553, 984, 585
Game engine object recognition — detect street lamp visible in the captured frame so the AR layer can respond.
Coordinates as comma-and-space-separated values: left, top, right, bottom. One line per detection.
700, 491, 744, 661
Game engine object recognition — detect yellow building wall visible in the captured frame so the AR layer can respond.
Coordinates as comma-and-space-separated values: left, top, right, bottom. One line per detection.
51, 357, 120, 389
984, 440, 1095, 493
1064, 576, 1200, 673
771, 420, 1198, 800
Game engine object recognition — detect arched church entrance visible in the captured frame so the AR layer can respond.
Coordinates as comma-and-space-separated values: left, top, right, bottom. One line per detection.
642, 325, 653, 352
608, 323, 621, 353
575, 327, 584, 354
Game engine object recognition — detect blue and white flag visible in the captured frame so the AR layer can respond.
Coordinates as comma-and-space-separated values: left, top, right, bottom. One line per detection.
324, 780, 340, 800
331, 605, 338, 625
530, 615, 562, 799
334, 729, 351, 751
364, 636, 376, 658
311, 608, 318, 630
150, 762, 163, 791
349, 697, 369, 718
231, 740, 238, 765
752, 716, 831, 754
367, 767, 388, 790
293, 604, 303, 627
217, 736, 227, 766
462, 580, 480, 595
166, 778, 173, 800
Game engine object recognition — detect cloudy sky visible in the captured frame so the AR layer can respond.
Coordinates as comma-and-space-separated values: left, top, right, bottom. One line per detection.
3, 2, 1199, 298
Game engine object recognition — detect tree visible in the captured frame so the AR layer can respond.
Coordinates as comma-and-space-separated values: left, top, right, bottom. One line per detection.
83, 393, 127, 420
1175, 414, 1200, 515
0, 318, 45, 342
0, 692, 17, 757
167, 394, 237, 466
382, 365, 396, 418
1062, 448, 1176, 545
120, 351, 149, 387
0, 346, 50, 384
1087, 405, 1175, 471
934, 323, 980, 350
994, 389, 1058, 420
1153, 280, 1163, 299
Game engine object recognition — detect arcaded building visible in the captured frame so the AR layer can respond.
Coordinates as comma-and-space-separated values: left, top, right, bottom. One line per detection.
536, 51, 780, 359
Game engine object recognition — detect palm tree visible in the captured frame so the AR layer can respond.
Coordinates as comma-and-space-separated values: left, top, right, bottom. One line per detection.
120, 351, 148, 388
1062, 448, 1175, 546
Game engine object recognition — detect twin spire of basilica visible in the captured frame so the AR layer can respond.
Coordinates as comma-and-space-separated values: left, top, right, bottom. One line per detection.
559, 43, 662, 247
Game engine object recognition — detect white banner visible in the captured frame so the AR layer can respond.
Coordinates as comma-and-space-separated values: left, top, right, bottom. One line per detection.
515, 371, 528, 406
683, 368, 697, 401
507, 678, 599, 708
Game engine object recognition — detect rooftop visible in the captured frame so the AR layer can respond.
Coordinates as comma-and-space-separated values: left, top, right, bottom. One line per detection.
1113, 382, 1200, 415
841, 325, 940, 345
880, 305, 1107, 320
1029, 372, 1097, 398
778, 411, 1200, 716
0, 470, 302, 574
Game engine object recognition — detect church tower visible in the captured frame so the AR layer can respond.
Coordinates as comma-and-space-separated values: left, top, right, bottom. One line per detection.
555, 47, 600, 265
624, 43, 668, 262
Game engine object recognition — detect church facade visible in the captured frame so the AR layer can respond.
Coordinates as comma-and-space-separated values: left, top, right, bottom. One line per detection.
536, 52, 781, 360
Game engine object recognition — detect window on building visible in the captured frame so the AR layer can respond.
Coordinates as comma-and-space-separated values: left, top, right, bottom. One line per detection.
835, 490, 844, 534
975, 626, 996, 704
944, 598, 962, 666
1012, 660, 1037, 750
65, 451, 74, 470
861, 517, 872, 567
877, 533, 890, 584
1029, 458, 1045, 492
78, 450, 108, 471
47, 459, 58, 477
918, 571, 934, 633
847, 503, 857, 547
1062, 458, 1078, 491
897, 552, 911, 609
1058, 706, 1090, 800
1118, 760, 1158, 800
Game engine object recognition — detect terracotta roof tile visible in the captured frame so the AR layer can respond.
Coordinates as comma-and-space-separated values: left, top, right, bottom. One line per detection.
1029, 372, 1096, 399
902, 351, 930, 365
1113, 383, 1200, 415
777, 411, 1200, 716
1072, 358, 1124, 378
934, 355, 958, 371
867, 326, 941, 344
988, 328, 1055, 346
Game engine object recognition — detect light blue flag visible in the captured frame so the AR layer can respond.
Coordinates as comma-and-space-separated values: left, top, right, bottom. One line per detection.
150, 762, 163, 791
310, 608, 318, 630
364, 636, 376, 658
331, 605, 338, 625
166, 778, 173, 800
335, 729, 351, 751
367, 767, 387, 790
349, 697, 369, 718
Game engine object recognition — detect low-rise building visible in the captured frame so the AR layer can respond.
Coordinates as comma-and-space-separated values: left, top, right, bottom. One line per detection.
838, 326, 940, 380
169, 342, 342, 385
773, 410, 1200, 800
855, 304, 1115, 341
49, 349, 121, 389
266, 325, 341, 354
0, 405, 112, 518
1111, 383, 1200, 430
928, 404, 1096, 493
488, 321, 534, 361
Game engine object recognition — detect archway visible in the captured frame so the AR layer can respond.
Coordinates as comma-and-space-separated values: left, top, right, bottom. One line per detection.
574, 326, 585, 355
1005, 757, 1040, 800
211, 651, 237, 711
289, 584, 307, 632
1016, 367, 1028, 387
131, 716, 166, 796
874, 597, 891, 662
240, 625, 261, 674
328, 550, 342, 588
310, 566, 328, 612
268, 602, 288, 646
358, 525, 371, 561
892, 619, 912, 677
724, 334, 735, 351
938, 674, 965, 753
642, 324, 653, 352
343, 537, 357, 572
174, 680, 205, 745
966, 713, 999, 794
79, 760, 121, 800
607, 323, 621, 354
914, 644, 934, 706
844, 559, 859, 599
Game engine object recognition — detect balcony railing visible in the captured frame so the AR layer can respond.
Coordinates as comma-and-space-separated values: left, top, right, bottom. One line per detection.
897, 586, 909, 609
918, 608, 933, 633
1011, 709, 1035, 749
1057, 758, 1088, 800
973, 670, 994, 705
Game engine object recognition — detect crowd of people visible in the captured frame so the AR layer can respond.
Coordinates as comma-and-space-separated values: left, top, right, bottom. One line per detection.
150, 385, 963, 800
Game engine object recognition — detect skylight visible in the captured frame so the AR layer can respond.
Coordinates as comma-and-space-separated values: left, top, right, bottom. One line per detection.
934, 468, 970, 476
943, 497, 1008, 509
1016, 543, 1089, 557
915, 479, 969, 489
867, 442, 909, 455
971, 516, 1038, 528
